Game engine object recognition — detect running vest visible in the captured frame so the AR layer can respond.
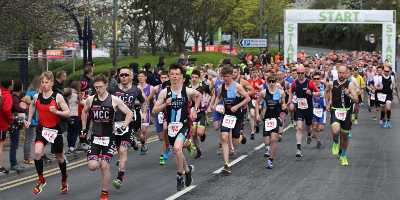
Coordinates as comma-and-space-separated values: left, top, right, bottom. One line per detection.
294, 79, 313, 110
263, 88, 281, 119
156, 84, 163, 100
109, 85, 144, 121
221, 82, 242, 118
90, 94, 115, 137
215, 77, 224, 105
37, 92, 60, 129
332, 80, 351, 109
189, 80, 212, 111
381, 75, 393, 94
313, 84, 325, 108
165, 86, 190, 126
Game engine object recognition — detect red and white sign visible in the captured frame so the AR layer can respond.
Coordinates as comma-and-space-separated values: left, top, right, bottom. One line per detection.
219, 45, 237, 55
47, 50, 64, 59
191, 45, 219, 52
370, 36, 375, 44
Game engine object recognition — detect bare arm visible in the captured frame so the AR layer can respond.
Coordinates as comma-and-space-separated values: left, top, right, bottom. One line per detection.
152, 89, 168, 114
255, 90, 265, 121
55, 94, 71, 118
212, 86, 223, 108
348, 82, 359, 103
81, 96, 93, 130
242, 79, 256, 97
25, 94, 38, 128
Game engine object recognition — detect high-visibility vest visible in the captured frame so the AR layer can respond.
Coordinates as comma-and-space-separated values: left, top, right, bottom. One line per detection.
186, 65, 195, 75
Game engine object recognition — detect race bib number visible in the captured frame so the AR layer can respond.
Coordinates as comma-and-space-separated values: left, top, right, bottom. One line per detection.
222, 115, 237, 129
114, 121, 129, 136
252, 99, 257, 107
335, 110, 347, 121
264, 118, 277, 132
377, 93, 387, 102
158, 112, 164, 124
42, 128, 58, 143
371, 93, 375, 100
93, 136, 110, 146
313, 108, 323, 118
216, 104, 224, 114
292, 95, 298, 103
297, 98, 308, 109
168, 122, 183, 137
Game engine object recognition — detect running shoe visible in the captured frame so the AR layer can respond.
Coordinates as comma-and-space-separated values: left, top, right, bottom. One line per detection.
200, 133, 206, 142
250, 133, 255, 140
61, 175, 68, 194
247, 115, 250, 121
177, 176, 185, 191
295, 149, 302, 157
255, 124, 260, 133
116, 160, 120, 167
187, 139, 195, 157
132, 137, 139, 151
141, 142, 148, 155
312, 133, 316, 138
387, 121, 391, 127
240, 132, 247, 144
354, 119, 358, 125
264, 148, 270, 157
332, 142, 339, 155
307, 136, 312, 144
159, 157, 165, 165
290, 121, 294, 128
113, 179, 122, 189
381, 119, 387, 127
229, 148, 236, 156
340, 156, 348, 166
100, 191, 109, 200
34, 178, 46, 194
0, 167, 9, 174
221, 163, 231, 174
185, 165, 194, 187
217, 144, 222, 155
351, 114, 355, 121
349, 131, 352, 138
41, 154, 52, 163
206, 116, 210, 126
360, 102, 363, 106
316, 142, 322, 149
67, 149, 72, 154
163, 149, 171, 160
10, 165, 24, 172
368, 107, 371, 112
267, 160, 273, 169
278, 134, 282, 142
380, 119, 383, 125
194, 152, 202, 159
373, 116, 377, 121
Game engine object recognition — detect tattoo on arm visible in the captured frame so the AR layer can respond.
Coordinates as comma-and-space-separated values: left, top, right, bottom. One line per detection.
141, 99, 148, 113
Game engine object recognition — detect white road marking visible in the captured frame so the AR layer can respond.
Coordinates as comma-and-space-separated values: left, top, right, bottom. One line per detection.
165, 185, 197, 200
254, 143, 265, 150
213, 155, 248, 174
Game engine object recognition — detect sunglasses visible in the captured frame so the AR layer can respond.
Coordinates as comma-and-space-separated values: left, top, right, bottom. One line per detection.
119, 73, 131, 77
94, 84, 106, 90
268, 79, 276, 83
297, 72, 305, 75
313, 78, 320, 80
384, 71, 390, 73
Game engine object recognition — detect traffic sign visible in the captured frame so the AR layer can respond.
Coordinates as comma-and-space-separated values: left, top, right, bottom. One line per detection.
370, 36, 375, 44
106, 40, 127, 47
274, 34, 284, 42
239, 38, 267, 47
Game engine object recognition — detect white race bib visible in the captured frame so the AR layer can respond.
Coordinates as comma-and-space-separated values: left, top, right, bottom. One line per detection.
251, 99, 257, 107
297, 98, 308, 109
158, 112, 164, 124
222, 115, 237, 129
114, 121, 129, 136
42, 128, 58, 143
264, 118, 277, 131
168, 122, 183, 137
216, 104, 224, 114
93, 136, 110, 146
292, 95, 298, 103
313, 108, 323, 118
371, 93, 375, 100
377, 93, 387, 102
335, 110, 347, 121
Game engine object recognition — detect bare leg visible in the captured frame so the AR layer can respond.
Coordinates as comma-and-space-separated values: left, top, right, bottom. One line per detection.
100, 161, 110, 191
220, 132, 229, 164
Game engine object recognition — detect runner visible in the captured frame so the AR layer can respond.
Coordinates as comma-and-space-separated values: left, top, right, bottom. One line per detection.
255, 73, 286, 169
81, 74, 133, 199
25, 72, 71, 194
211, 65, 250, 174
152, 63, 201, 191
287, 66, 320, 157
365, 64, 376, 112
375, 66, 396, 128
247, 66, 266, 140
311, 71, 326, 149
137, 71, 152, 155
287, 68, 298, 128
276, 70, 290, 141
108, 67, 148, 189
148, 70, 171, 165
372, 66, 383, 121
325, 66, 358, 166
352, 67, 365, 125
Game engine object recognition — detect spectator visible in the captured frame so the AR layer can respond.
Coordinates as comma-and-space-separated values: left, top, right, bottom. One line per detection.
252, 56, 258, 66
106, 67, 118, 92
76, 81, 89, 151
53, 70, 66, 94
275, 52, 281, 64
178, 53, 190, 65
246, 52, 252, 62
238, 49, 245, 60
23, 76, 41, 165
10, 79, 26, 171
144, 63, 161, 86
154, 56, 166, 75
0, 77, 14, 174
65, 81, 85, 155
80, 65, 95, 95
129, 62, 139, 84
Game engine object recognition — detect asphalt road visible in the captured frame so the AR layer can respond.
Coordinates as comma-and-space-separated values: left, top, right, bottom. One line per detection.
0, 93, 399, 200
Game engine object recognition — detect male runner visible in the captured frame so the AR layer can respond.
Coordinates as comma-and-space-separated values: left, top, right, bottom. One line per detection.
352, 67, 365, 124
137, 71, 152, 155
288, 68, 298, 128
152, 63, 201, 191
247, 66, 266, 139
375, 66, 396, 127
365, 64, 376, 111
81, 74, 133, 199
372, 66, 383, 121
325, 66, 358, 166
311, 72, 326, 148
255, 73, 286, 169
26, 72, 71, 194
276, 70, 290, 141
211, 65, 250, 174
287, 66, 320, 157
108, 67, 148, 189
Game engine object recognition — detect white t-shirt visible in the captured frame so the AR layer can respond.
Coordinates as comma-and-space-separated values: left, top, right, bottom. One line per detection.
331, 70, 338, 81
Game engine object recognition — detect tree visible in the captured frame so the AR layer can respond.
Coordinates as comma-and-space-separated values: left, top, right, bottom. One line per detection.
263, 0, 290, 49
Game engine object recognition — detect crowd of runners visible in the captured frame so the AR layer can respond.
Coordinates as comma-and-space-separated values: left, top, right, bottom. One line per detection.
0, 50, 396, 199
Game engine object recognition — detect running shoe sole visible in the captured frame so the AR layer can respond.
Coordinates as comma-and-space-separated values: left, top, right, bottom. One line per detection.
113, 181, 121, 189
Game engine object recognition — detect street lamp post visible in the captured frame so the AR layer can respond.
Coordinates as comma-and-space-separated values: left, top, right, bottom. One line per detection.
113, 0, 118, 67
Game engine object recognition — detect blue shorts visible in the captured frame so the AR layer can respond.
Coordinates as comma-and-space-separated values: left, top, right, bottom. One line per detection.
213, 111, 223, 122
155, 113, 164, 133
220, 115, 242, 139
312, 108, 327, 126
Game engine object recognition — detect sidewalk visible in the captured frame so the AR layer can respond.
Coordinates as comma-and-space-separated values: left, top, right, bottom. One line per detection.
0, 122, 158, 180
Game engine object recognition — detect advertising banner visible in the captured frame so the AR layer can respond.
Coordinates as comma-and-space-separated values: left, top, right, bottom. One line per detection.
284, 23, 297, 63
